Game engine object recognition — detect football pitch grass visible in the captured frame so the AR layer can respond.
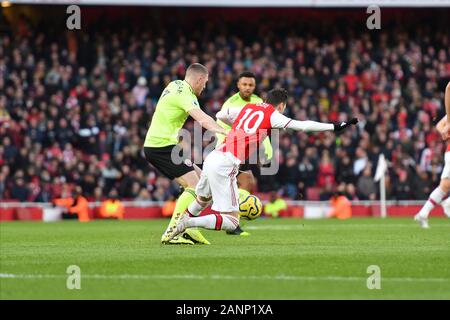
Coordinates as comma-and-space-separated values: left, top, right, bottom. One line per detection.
1, 218, 449, 300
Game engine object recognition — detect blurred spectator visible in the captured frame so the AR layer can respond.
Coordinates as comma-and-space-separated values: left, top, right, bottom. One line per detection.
93, 187, 103, 202
99, 189, 124, 219
0, 172, 6, 200
11, 177, 29, 202
319, 182, 334, 201
3, 137, 18, 164
132, 76, 149, 108
356, 166, 377, 200
335, 153, 354, 185
345, 183, 359, 201
264, 191, 287, 218
298, 156, 316, 188
412, 166, 431, 200
393, 170, 413, 200
118, 165, 136, 199
136, 188, 152, 201
101, 161, 121, 195
281, 156, 299, 199
317, 151, 335, 187
353, 148, 369, 177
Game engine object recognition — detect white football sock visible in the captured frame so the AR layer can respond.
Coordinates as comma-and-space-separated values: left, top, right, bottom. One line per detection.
186, 214, 239, 232
186, 198, 211, 217
418, 187, 446, 219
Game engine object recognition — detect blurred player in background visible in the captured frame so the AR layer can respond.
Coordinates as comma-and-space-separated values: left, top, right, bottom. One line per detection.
415, 82, 450, 228
144, 63, 227, 244
164, 88, 358, 240
216, 71, 272, 236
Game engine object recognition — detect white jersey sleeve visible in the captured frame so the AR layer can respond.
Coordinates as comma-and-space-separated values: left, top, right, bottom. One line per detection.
216, 108, 241, 126
270, 110, 334, 132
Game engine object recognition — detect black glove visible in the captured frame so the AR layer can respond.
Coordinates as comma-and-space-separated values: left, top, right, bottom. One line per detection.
333, 118, 358, 132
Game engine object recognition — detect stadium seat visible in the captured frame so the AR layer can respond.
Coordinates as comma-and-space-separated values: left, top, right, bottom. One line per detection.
306, 187, 321, 201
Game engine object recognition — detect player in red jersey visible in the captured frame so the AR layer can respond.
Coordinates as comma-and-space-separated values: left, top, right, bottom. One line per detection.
415, 82, 450, 228
163, 88, 358, 240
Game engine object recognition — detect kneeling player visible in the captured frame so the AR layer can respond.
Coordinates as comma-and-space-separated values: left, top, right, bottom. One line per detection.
163, 88, 358, 240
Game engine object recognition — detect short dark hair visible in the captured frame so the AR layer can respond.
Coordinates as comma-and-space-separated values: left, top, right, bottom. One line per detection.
186, 63, 208, 76
238, 71, 256, 79
265, 88, 288, 106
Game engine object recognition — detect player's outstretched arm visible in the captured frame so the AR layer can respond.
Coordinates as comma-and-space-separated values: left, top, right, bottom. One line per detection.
270, 111, 358, 133
189, 108, 227, 135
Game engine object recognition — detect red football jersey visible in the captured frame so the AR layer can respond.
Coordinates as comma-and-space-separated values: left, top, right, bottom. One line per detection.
217, 102, 276, 162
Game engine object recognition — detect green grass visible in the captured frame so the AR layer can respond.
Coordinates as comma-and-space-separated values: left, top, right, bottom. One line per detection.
1, 218, 449, 299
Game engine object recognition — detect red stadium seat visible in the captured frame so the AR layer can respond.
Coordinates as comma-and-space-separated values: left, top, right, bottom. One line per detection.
306, 187, 321, 201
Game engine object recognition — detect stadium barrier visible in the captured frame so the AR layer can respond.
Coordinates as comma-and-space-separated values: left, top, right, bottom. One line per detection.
0, 200, 446, 221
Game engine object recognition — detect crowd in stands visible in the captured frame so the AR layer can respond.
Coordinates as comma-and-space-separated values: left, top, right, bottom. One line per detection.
1, 10, 450, 203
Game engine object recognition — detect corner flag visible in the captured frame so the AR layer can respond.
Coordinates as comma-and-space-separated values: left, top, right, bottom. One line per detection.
374, 154, 388, 218
374, 154, 387, 182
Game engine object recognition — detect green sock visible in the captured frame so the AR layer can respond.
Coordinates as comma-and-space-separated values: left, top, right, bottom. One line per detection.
167, 188, 196, 229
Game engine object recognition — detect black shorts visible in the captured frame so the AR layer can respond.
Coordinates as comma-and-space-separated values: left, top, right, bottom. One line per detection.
238, 163, 258, 177
143, 146, 194, 180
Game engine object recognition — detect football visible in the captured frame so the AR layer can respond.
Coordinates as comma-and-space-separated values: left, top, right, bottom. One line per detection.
239, 195, 263, 220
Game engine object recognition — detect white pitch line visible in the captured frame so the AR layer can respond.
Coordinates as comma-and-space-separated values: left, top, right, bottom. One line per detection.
245, 224, 450, 230
1, 273, 449, 283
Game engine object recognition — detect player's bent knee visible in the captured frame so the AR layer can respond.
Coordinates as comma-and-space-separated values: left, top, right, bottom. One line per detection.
176, 171, 199, 189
